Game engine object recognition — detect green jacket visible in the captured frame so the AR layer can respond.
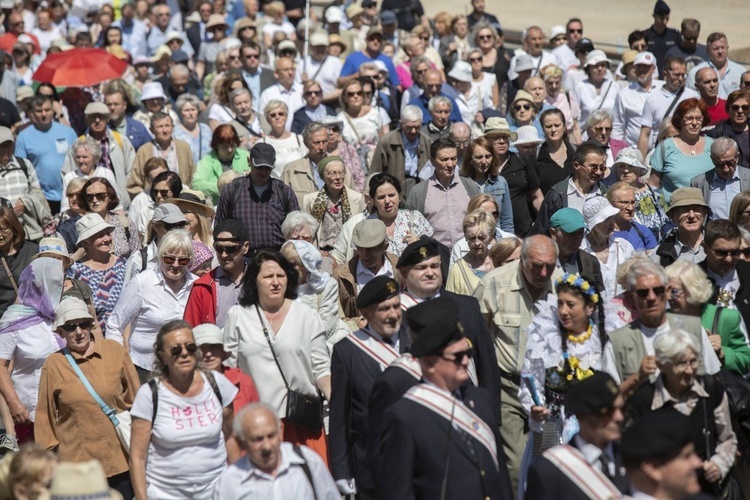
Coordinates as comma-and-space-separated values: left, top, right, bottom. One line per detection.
701, 303, 750, 375
192, 149, 251, 203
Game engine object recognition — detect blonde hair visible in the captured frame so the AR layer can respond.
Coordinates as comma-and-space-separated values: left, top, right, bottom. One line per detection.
279, 242, 301, 267
467, 193, 498, 214
65, 176, 87, 195
664, 260, 713, 305
217, 169, 242, 193
263, 99, 288, 120
7, 444, 56, 500
265, 1, 285, 17
462, 209, 496, 239
606, 181, 636, 203
157, 229, 195, 264
489, 236, 522, 267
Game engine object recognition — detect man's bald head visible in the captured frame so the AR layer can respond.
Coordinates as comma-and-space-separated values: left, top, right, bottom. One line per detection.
520, 235, 558, 293
234, 403, 283, 474
696, 67, 719, 99
449, 122, 471, 152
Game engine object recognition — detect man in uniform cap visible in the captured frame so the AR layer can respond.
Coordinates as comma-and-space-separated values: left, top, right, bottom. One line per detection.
621, 408, 702, 499
329, 276, 408, 497
375, 297, 513, 500
525, 372, 629, 499
643, 0, 680, 68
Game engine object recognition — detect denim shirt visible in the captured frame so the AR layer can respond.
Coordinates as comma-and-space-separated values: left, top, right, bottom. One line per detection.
479, 175, 515, 233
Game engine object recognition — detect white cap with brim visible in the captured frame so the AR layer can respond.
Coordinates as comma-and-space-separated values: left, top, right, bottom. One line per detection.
76, 213, 115, 246
33, 237, 73, 268
141, 82, 168, 101
511, 125, 545, 147
613, 147, 648, 176
583, 196, 620, 231
585, 49, 611, 67
0, 126, 13, 143
53, 297, 94, 330
193, 323, 224, 346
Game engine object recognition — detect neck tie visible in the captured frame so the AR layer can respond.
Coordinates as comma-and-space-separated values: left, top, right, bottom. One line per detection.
599, 452, 613, 480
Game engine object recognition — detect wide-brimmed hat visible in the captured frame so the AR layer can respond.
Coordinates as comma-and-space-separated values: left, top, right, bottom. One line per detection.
150, 44, 171, 63
140, 81, 168, 101
483, 117, 518, 141
514, 53, 535, 73
165, 31, 183, 44
667, 187, 709, 214
75, 213, 114, 245
44, 459, 122, 500
613, 147, 648, 176
511, 125, 544, 147
585, 49, 611, 67
33, 237, 73, 268
16, 85, 33, 102
205, 13, 228, 30
152, 203, 188, 224
166, 189, 216, 219
233, 17, 256, 33
511, 90, 536, 111
620, 50, 638, 67
329, 34, 347, 51
448, 61, 472, 83
53, 297, 94, 330
345, 3, 363, 19
583, 196, 620, 230
190, 240, 214, 272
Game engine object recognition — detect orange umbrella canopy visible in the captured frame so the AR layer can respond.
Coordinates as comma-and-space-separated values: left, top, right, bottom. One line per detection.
32, 48, 128, 87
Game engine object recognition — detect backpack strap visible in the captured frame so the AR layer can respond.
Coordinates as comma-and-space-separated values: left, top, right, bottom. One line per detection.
116, 211, 131, 240
631, 223, 648, 247
204, 370, 223, 404
229, 177, 245, 217
292, 445, 318, 500
271, 179, 291, 214
148, 378, 159, 425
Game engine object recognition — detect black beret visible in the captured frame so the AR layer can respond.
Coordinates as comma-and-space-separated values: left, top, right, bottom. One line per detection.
653, 0, 670, 15
621, 407, 692, 463
356, 276, 399, 309
566, 372, 619, 415
213, 218, 250, 242
397, 238, 440, 268
408, 297, 465, 357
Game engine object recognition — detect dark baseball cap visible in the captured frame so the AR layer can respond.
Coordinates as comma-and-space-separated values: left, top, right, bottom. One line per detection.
250, 143, 276, 169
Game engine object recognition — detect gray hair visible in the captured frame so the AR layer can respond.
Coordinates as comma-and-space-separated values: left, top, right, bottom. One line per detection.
710, 136, 739, 160
233, 402, 280, 440
302, 121, 328, 143
229, 87, 252, 106
449, 122, 472, 140
653, 328, 700, 365
625, 259, 668, 291
664, 260, 713, 304
400, 105, 423, 123
157, 229, 194, 264
174, 93, 200, 116
520, 235, 559, 261
409, 56, 430, 79
584, 109, 614, 131
359, 61, 378, 74
72, 136, 102, 165
168, 63, 189, 79
281, 210, 320, 239
263, 99, 288, 119
428, 95, 452, 112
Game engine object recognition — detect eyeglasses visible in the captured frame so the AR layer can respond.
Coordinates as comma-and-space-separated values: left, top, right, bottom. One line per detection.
683, 116, 703, 123
426, 83, 441, 89
214, 243, 243, 255
416, 68, 428, 74
0, 226, 10, 235
244, 53, 260, 59
478, 34, 493, 41
347, 90, 363, 97
592, 126, 613, 133
613, 199, 636, 207
468, 57, 483, 63
440, 340, 474, 364
269, 112, 286, 118
713, 157, 739, 168
585, 164, 607, 172
169, 342, 198, 357
329, 126, 341, 133
85, 192, 109, 202
61, 320, 92, 333
163, 255, 191, 266
514, 104, 532, 112
731, 104, 750, 113
163, 221, 188, 231
634, 286, 666, 298
673, 358, 699, 372
568, 28, 582, 34
711, 248, 741, 258
154, 189, 172, 198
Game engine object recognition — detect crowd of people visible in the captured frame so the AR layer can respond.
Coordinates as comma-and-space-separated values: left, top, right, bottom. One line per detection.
0, 0, 749, 498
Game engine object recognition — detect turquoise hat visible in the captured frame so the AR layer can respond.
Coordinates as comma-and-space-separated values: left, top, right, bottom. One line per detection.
550, 208, 586, 233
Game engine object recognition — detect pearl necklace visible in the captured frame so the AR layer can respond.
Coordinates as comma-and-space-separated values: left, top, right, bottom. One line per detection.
567, 322, 593, 344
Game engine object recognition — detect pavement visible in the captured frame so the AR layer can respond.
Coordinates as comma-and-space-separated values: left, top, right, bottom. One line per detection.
423, 0, 750, 64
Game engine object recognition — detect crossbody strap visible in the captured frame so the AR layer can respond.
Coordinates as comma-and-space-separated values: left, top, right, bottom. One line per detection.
663, 86, 685, 119
596, 81, 613, 110
292, 445, 318, 500
255, 304, 291, 391
0, 255, 18, 294
64, 348, 120, 426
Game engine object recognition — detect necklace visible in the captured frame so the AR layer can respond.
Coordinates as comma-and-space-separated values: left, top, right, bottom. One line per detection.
567, 322, 593, 344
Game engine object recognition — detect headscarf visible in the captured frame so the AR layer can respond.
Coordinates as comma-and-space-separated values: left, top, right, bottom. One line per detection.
283, 240, 330, 293
0, 257, 64, 335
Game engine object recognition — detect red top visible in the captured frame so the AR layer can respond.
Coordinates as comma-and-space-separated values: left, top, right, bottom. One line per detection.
707, 98, 729, 126
223, 367, 259, 411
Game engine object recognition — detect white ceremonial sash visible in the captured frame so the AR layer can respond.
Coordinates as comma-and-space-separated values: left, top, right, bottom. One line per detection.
542, 445, 623, 500
404, 384, 498, 469
389, 353, 422, 379
347, 331, 400, 371
399, 292, 421, 311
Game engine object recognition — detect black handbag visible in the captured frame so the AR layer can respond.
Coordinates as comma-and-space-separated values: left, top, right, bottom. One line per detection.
256, 305, 323, 432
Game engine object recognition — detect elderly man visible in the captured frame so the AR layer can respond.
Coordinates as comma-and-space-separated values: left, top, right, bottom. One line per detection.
213, 403, 338, 499
525, 373, 629, 499
229, 88, 264, 148
113, 0, 149, 58
664, 18, 708, 72
0, 126, 49, 241
653, 187, 709, 266
369, 105, 431, 197
146, 4, 181, 57
160, 64, 201, 105
549, 207, 605, 292
695, 67, 729, 126
184, 219, 250, 328
688, 33, 747, 99
339, 26, 400, 90
450, 122, 472, 166
258, 58, 304, 131
551, 18, 584, 71
407, 69, 463, 125
534, 143, 608, 236
642, 0, 680, 68
334, 219, 398, 330
103, 82, 151, 152
473, 235, 561, 490
691, 137, 750, 218
376, 296, 513, 500
406, 138, 481, 248
282, 122, 353, 203
508, 26, 556, 80
637, 56, 699, 156
330, 276, 408, 497
0, 11, 40, 54
14, 95, 77, 214
421, 96, 453, 141
612, 52, 663, 147
603, 259, 721, 397
609, 181, 658, 252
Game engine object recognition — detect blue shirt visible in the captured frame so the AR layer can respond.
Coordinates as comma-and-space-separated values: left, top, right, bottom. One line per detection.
15, 122, 78, 202
402, 130, 419, 177
709, 170, 741, 220
408, 93, 463, 125
113, 19, 149, 58
340, 51, 401, 88
614, 221, 658, 251
242, 69, 262, 108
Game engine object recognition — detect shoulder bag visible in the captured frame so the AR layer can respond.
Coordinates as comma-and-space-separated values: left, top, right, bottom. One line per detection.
255, 304, 323, 432
64, 348, 132, 453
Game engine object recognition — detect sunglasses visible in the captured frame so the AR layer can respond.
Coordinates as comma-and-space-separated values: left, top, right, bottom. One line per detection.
592, 126, 613, 133
154, 189, 172, 198
269, 112, 286, 118
712, 248, 741, 258
568, 28, 582, 34
347, 90, 363, 97
169, 342, 198, 357
478, 34, 493, 40
514, 104, 532, 112
244, 53, 260, 59
304, 90, 321, 97
163, 221, 188, 231
329, 126, 341, 133
634, 286, 666, 298
85, 192, 109, 202
440, 345, 474, 365
163, 255, 191, 266
214, 243, 243, 255
468, 57, 483, 63
61, 320, 92, 333
731, 105, 750, 113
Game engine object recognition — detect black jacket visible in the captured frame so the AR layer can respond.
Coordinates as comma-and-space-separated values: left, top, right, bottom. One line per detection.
533, 178, 607, 236
700, 259, 750, 330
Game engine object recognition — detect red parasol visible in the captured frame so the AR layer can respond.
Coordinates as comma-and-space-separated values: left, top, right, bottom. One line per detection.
32, 48, 129, 87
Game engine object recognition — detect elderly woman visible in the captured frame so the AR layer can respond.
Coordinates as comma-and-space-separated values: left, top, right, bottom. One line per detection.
626, 328, 737, 494
130, 320, 238, 499
650, 99, 714, 201
50, 178, 87, 252
208, 72, 249, 130
446, 210, 496, 295
607, 182, 658, 252
489, 235, 522, 267
729, 191, 750, 231
281, 210, 321, 245
173, 94, 213, 165
584, 109, 628, 168
396, 34, 434, 90
572, 50, 620, 129
291, 80, 336, 135
665, 260, 750, 375
337, 79, 389, 171
106, 230, 195, 383
79, 177, 139, 257
321, 116, 366, 192
0, 257, 63, 444
223, 250, 331, 462
707, 89, 749, 167
541, 64, 582, 144
0, 207, 39, 317
61, 137, 120, 213
168, 190, 216, 247
507, 90, 540, 134
536, 108, 576, 194
130, 158, 169, 242
192, 124, 251, 202
127, 203, 189, 285
261, 100, 308, 179
449, 193, 513, 264
459, 137, 514, 232
35, 297, 139, 496
301, 156, 366, 251
67, 213, 128, 333
468, 48, 500, 109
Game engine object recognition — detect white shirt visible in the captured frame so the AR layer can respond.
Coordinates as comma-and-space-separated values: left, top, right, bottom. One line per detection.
259, 83, 305, 131
552, 44, 578, 72
508, 49, 557, 80
611, 79, 664, 147
223, 301, 331, 418
453, 88, 486, 126
687, 59, 748, 99
105, 267, 194, 369
0, 322, 59, 421
211, 443, 339, 500
356, 258, 394, 294
566, 178, 601, 214
294, 56, 343, 96
572, 78, 621, 128
640, 85, 700, 149
580, 235, 635, 299
573, 434, 616, 477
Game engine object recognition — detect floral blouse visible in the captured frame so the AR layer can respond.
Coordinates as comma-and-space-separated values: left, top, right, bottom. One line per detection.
368, 209, 433, 258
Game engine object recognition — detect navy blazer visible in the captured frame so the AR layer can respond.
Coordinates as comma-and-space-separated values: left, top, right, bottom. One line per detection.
108, 116, 152, 152
290, 104, 336, 135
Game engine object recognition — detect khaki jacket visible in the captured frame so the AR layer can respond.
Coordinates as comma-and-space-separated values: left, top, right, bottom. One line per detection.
282, 156, 354, 205
334, 252, 400, 330
126, 140, 195, 199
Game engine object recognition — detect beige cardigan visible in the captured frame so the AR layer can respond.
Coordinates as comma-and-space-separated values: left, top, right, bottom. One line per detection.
126, 139, 195, 199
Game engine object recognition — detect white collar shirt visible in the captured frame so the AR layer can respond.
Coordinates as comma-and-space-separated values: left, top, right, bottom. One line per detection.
611, 80, 664, 147
573, 434, 616, 477
258, 82, 305, 131
640, 85, 700, 149
356, 258, 394, 294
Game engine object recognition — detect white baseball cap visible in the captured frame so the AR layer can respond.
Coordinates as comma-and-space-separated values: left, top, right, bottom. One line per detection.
634, 51, 656, 66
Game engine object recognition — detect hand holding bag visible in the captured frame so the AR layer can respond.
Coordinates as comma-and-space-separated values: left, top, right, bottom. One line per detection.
255, 305, 323, 432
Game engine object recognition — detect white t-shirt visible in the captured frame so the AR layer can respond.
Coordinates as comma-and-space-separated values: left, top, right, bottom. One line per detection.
130, 371, 239, 497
